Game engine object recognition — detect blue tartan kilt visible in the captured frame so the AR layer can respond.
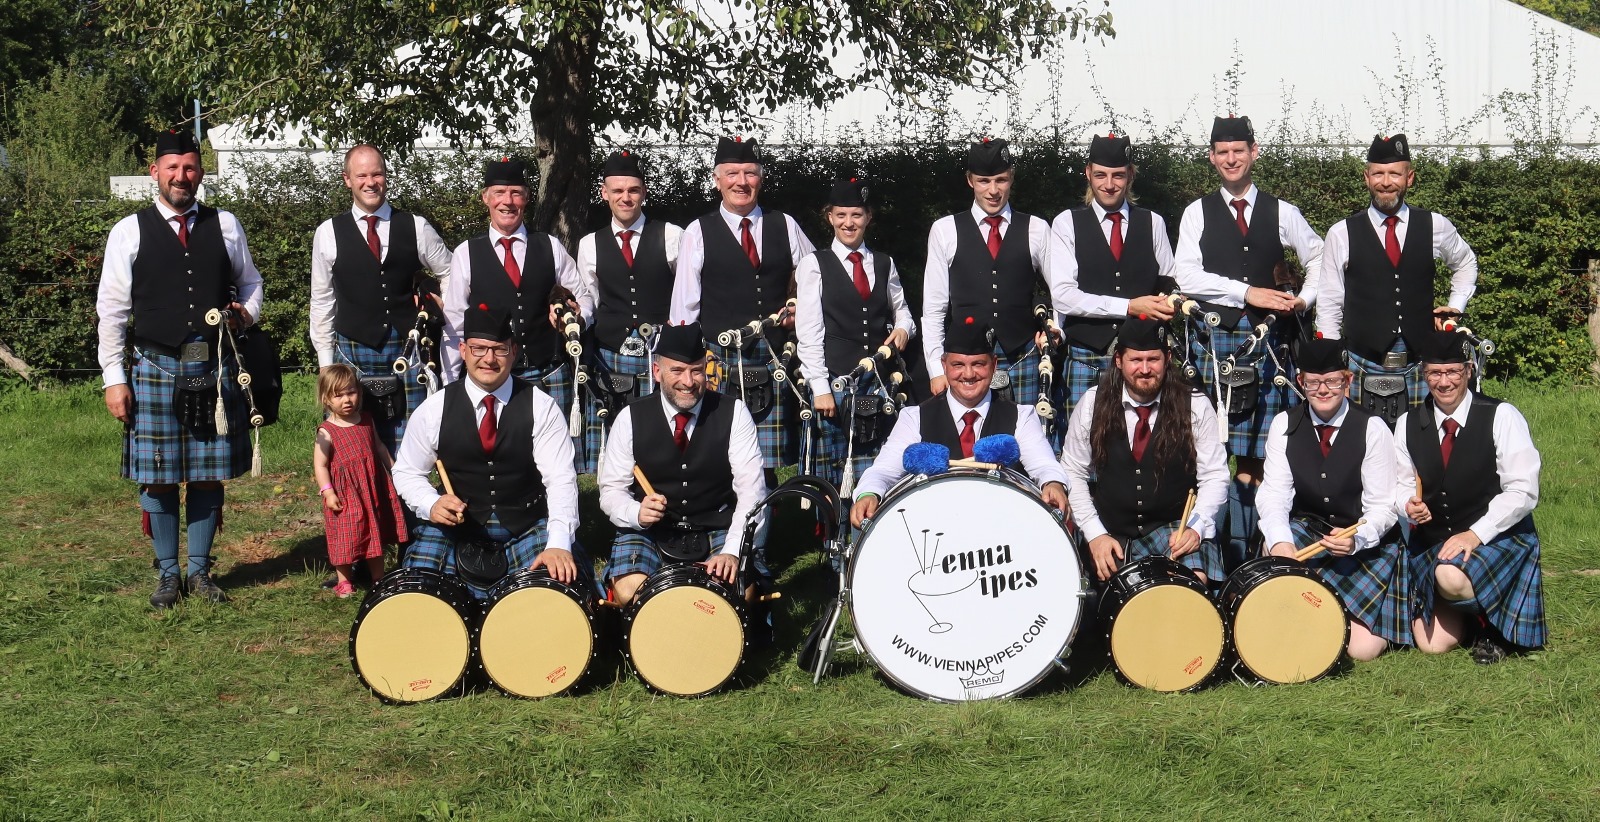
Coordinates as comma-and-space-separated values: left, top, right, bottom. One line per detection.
607, 528, 769, 587
334, 328, 428, 454
709, 337, 788, 469
1187, 317, 1299, 461
990, 341, 1043, 410
1405, 515, 1545, 649
585, 342, 655, 475
1346, 346, 1428, 413
813, 387, 893, 492
511, 358, 589, 474
122, 347, 252, 485
1289, 518, 1409, 645
405, 516, 598, 600
1076, 522, 1224, 582
1062, 343, 1113, 425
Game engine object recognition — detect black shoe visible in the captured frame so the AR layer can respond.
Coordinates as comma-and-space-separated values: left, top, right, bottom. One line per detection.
320, 575, 340, 589
150, 575, 183, 609
186, 571, 230, 604
1471, 632, 1511, 665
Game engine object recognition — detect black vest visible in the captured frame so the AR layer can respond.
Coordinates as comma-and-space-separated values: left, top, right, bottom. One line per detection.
631, 391, 738, 530
466, 232, 559, 367
1342, 208, 1437, 361
130, 205, 233, 348
1197, 192, 1285, 328
946, 211, 1041, 355
918, 393, 1018, 455
329, 211, 424, 349
1285, 403, 1373, 529
592, 220, 675, 351
436, 379, 548, 535
1091, 397, 1194, 539
817, 249, 894, 377
1406, 394, 1504, 545
1064, 206, 1162, 353
698, 210, 794, 341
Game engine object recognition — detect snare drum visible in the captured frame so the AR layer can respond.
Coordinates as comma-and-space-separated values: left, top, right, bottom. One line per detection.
848, 468, 1086, 702
1102, 556, 1225, 692
350, 568, 476, 703
1220, 557, 1349, 684
622, 563, 749, 697
477, 568, 602, 698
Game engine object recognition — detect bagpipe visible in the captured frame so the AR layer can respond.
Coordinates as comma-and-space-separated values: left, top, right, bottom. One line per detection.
1031, 304, 1061, 435
828, 340, 911, 499
549, 286, 586, 438
1437, 310, 1497, 392
713, 299, 797, 419
200, 289, 281, 476
587, 322, 661, 455
391, 280, 444, 397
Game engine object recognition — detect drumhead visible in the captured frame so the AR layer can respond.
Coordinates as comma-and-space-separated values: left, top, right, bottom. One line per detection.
848, 470, 1085, 701
626, 581, 746, 697
1229, 565, 1348, 684
1107, 584, 1225, 692
351, 586, 473, 703
479, 579, 595, 698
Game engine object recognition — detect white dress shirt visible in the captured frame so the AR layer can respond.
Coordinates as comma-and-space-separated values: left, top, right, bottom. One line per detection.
1316, 203, 1478, 339
596, 392, 767, 557
1173, 185, 1326, 308
576, 215, 684, 339
392, 377, 579, 552
668, 204, 815, 324
1047, 201, 1176, 321
97, 198, 264, 387
441, 225, 589, 380
854, 391, 1068, 500
920, 203, 1053, 364
1257, 400, 1399, 551
1060, 385, 1230, 542
1392, 392, 1541, 544
309, 202, 453, 367
795, 240, 917, 398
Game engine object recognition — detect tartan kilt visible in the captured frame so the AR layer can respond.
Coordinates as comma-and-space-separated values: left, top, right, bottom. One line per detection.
512, 358, 590, 474
709, 336, 788, 469
813, 387, 893, 492
585, 343, 655, 475
989, 341, 1043, 411
1346, 347, 1429, 413
122, 347, 251, 485
1406, 515, 1545, 649
1062, 343, 1113, 426
607, 528, 769, 587
334, 328, 427, 453
1290, 518, 1409, 645
1187, 317, 1299, 460
405, 516, 597, 600
1076, 522, 1224, 582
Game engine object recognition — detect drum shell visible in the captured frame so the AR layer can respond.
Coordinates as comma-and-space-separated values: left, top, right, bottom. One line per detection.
1219, 556, 1350, 685
477, 568, 603, 698
1101, 556, 1225, 693
622, 562, 749, 697
349, 567, 478, 704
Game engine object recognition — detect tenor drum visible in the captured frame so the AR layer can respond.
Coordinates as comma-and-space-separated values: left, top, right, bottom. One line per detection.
622, 563, 749, 697
1102, 556, 1225, 692
478, 568, 602, 698
350, 568, 476, 703
848, 468, 1086, 702
1220, 557, 1349, 684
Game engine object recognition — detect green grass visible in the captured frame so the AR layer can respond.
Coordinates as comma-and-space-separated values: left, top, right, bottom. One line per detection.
3, 377, 1600, 820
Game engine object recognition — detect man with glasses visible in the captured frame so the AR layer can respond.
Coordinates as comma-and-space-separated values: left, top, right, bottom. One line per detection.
1257, 337, 1404, 661
1393, 332, 1544, 664
392, 305, 588, 598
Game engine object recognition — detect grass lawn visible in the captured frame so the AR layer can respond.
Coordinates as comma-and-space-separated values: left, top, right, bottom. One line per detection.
2, 375, 1599, 820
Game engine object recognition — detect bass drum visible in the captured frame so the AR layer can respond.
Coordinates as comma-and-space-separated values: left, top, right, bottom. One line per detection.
350, 568, 477, 703
848, 468, 1085, 702
478, 568, 602, 698
1102, 556, 1225, 693
1220, 556, 1349, 684
622, 563, 749, 697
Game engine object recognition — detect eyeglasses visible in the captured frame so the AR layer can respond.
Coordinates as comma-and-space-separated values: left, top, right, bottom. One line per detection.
1424, 367, 1468, 382
465, 343, 512, 358
1300, 376, 1347, 390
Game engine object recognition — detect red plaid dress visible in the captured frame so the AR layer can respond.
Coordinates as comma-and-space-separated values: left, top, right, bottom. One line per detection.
321, 414, 408, 564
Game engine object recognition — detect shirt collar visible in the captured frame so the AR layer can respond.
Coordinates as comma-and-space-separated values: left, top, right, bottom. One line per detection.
968, 202, 1013, 225
1431, 390, 1474, 430
1367, 202, 1411, 227
945, 389, 992, 421
489, 224, 529, 244
1091, 200, 1131, 222
1219, 184, 1258, 206
657, 391, 703, 421
465, 376, 515, 407
720, 203, 763, 229
1120, 388, 1159, 409
351, 202, 394, 222
1310, 399, 1350, 427
154, 199, 199, 220
831, 238, 868, 260
610, 214, 646, 235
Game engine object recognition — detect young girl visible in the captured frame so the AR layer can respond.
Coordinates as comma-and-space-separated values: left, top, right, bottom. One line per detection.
314, 364, 408, 597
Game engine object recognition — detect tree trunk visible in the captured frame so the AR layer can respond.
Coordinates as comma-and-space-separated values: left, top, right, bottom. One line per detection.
0, 338, 36, 384
529, 22, 597, 247
1589, 259, 1600, 379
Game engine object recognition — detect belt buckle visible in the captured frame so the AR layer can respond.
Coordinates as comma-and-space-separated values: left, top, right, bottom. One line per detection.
1382, 352, 1410, 369
179, 341, 211, 363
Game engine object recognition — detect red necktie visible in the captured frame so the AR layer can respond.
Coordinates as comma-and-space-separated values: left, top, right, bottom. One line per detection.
1106, 211, 1123, 262
1231, 198, 1249, 236
739, 218, 760, 268
1316, 424, 1336, 458
1131, 405, 1153, 462
171, 214, 189, 248
1440, 418, 1459, 468
479, 395, 498, 454
983, 215, 1003, 259
499, 236, 521, 288
618, 229, 636, 267
1383, 215, 1402, 267
673, 412, 692, 452
959, 410, 979, 458
364, 215, 382, 260
848, 251, 871, 301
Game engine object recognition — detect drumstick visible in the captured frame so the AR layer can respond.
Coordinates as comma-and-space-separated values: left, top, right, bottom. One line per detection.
434, 459, 464, 523
633, 465, 658, 497
758, 592, 783, 603
948, 458, 1001, 471
1414, 472, 1423, 502
1171, 489, 1197, 557
1294, 520, 1366, 562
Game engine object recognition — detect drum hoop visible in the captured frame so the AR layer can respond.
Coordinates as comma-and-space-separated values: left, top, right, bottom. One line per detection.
1102, 580, 1226, 693
488, 568, 593, 611
1221, 558, 1350, 684
846, 470, 1086, 701
622, 576, 748, 697
348, 584, 475, 704
479, 579, 601, 698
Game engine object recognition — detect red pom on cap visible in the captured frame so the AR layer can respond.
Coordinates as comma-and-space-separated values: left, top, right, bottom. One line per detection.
1315, 331, 1324, 339
478, 303, 489, 311
500, 156, 509, 162
1109, 132, 1117, 139
964, 316, 974, 325
621, 149, 630, 156
981, 137, 990, 143
734, 136, 742, 142
850, 177, 856, 182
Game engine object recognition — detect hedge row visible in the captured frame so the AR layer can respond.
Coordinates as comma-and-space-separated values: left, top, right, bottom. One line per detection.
2, 141, 1596, 383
